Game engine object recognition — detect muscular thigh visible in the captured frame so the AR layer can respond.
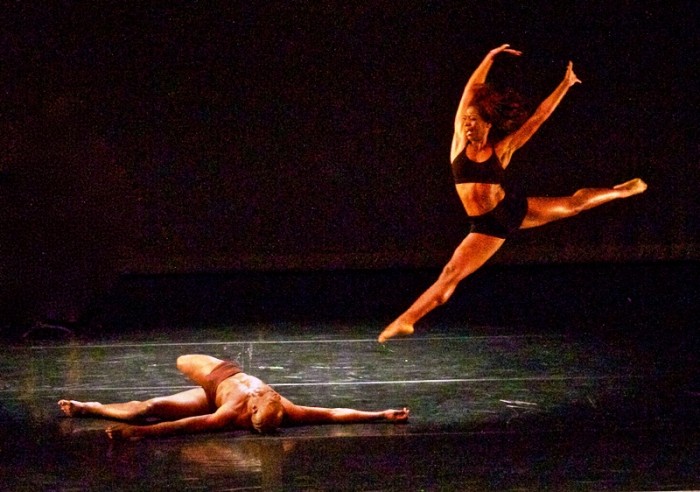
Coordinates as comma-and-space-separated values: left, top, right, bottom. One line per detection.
521, 196, 575, 229
447, 233, 505, 279
147, 387, 211, 419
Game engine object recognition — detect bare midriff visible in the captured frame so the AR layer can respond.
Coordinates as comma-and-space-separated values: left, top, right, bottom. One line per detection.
455, 182, 505, 216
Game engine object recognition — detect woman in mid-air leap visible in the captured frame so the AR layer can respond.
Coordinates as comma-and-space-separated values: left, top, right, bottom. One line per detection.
378, 44, 646, 343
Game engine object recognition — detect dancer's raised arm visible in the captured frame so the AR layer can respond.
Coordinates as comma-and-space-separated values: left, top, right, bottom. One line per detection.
453, 44, 522, 139
500, 61, 581, 158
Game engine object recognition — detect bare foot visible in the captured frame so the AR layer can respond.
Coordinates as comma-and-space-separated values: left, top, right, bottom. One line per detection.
378, 320, 414, 343
613, 178, 647, 197
384, 407, 410, 423
58, 399, 91, 417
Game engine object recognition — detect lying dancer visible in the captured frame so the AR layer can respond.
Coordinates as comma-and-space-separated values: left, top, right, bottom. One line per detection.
58, 354, 409, 439
378, 44, 647, 342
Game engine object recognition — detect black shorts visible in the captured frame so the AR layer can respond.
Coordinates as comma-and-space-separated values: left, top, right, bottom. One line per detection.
467, 189, 528, 239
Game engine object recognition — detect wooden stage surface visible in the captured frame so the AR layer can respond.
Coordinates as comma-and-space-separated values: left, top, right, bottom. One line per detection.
1, 320, 697, 491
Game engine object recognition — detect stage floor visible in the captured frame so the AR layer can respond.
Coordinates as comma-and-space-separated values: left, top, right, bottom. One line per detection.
1, 320, 697, 491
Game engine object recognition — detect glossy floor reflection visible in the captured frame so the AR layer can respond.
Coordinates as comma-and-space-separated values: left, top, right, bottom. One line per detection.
1, 321, 697, 491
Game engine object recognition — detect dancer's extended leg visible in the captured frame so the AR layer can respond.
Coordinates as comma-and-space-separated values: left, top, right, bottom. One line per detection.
378, 233, 505, 342
521, 178, 646, 228
58, 355, 221, 421
58, 387, 209, 422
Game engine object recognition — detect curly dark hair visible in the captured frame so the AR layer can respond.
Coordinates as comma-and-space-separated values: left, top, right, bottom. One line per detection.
471, 83, 530, 141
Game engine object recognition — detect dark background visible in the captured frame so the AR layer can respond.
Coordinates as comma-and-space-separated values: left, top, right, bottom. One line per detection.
0, 1, 697, 330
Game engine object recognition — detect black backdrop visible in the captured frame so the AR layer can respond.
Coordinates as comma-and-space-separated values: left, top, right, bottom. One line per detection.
1, 2, 697, 325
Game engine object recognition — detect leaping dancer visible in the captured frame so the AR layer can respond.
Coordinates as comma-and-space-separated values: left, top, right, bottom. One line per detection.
378, 44, 646, 343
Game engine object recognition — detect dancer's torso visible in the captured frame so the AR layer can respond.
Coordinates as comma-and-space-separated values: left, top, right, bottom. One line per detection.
451, 143, 506, 216
216, 373, 274, 429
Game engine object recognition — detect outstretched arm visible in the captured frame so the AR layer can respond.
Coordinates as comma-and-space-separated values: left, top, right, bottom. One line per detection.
280, 397, 409, 426
453, 44, 522, 145
105, 405, 239, 440
500, 61, 581, 159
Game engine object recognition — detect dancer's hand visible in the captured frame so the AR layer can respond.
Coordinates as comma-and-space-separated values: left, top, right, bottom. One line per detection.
564, 61, 581, 87
384, 407, 410, 423
106, 423, 141, 440
489, 44, 522, 58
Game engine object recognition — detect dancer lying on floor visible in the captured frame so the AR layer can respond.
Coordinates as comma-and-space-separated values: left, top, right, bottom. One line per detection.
58, 354, 409, 440
378, 44, 647, 342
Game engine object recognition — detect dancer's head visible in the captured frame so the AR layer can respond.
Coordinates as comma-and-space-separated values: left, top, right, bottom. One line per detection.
250, 389, 284, 433
464, 105, 492, 144
470, 84, 529, 141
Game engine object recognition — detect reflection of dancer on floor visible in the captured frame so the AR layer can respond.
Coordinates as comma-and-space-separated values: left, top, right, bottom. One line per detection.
378, 44, 647, 343
58, 354, 409, 439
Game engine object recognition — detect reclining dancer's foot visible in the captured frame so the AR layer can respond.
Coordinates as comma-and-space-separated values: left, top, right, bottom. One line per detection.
58, 399, 93, 417
378, 320, 414, 343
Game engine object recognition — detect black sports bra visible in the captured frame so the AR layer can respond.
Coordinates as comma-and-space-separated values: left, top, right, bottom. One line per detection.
451, 145, 505, 184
